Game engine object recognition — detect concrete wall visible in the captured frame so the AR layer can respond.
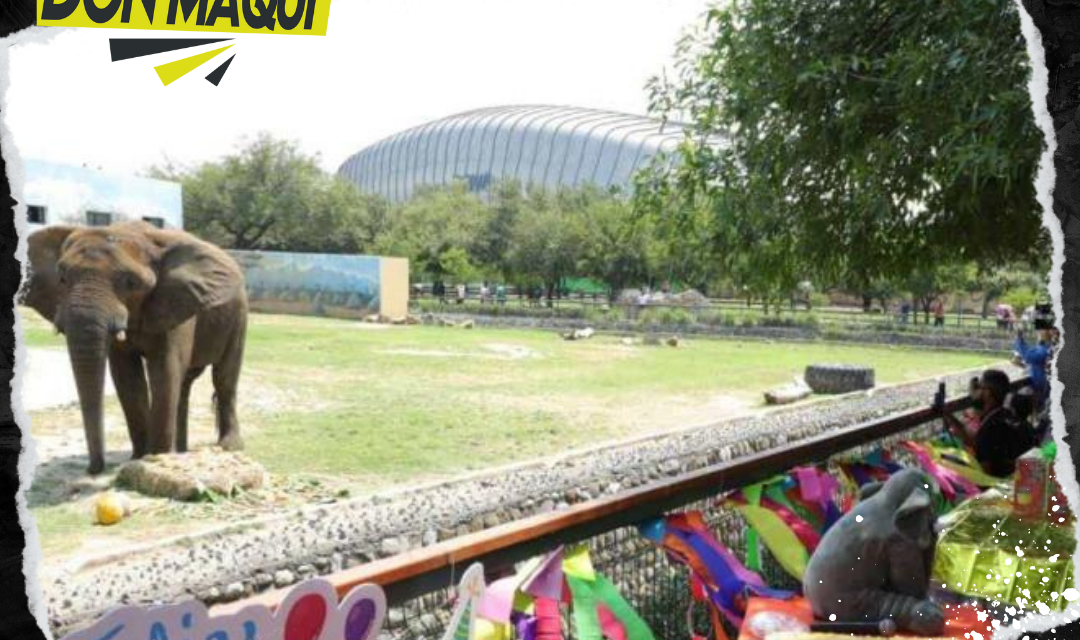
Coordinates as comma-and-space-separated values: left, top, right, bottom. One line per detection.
229, 250, 409, 320
378, 258, 410, 319
23, 158, 183, 231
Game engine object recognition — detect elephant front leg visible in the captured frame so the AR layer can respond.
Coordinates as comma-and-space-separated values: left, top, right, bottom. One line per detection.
109, 347, 151, 459
146, 352, 184, 455
851, 589, 945, 636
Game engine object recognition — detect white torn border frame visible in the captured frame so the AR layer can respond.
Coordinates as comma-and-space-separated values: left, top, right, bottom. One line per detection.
0, 24, 70, 640
1010, 1, 1080, 639
1, 6, 1080, 640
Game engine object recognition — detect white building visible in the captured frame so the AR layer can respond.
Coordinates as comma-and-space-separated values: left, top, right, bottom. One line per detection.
337, 105, 726, 203
22, 159, 183, 231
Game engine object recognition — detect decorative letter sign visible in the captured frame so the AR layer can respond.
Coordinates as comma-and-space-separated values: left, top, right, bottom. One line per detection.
60, 579, 387, 640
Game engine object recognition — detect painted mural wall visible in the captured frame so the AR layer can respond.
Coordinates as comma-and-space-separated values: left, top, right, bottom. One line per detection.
229, 250, 409, 320
23, 158, 183, 231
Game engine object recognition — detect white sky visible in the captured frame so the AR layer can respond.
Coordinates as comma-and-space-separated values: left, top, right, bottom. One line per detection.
5, 0, 709, 176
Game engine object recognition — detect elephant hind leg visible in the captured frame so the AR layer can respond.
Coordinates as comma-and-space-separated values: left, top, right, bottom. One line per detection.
212, 323, 245, 451
176, 367, 206, 453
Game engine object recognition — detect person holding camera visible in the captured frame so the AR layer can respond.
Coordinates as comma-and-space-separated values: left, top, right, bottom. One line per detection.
1012, 304, 1057, 413
941, 369, 1036, 478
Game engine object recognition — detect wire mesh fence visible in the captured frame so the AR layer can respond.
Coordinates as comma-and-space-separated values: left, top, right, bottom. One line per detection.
377, 421, 942, 640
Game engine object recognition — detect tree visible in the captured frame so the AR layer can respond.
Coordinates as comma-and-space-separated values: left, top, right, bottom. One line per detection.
577, 187, 657, 300
906, 262, 967, 324
151, 132, 384, 254
472, 180, 526, 278
506, 188, 587, 298
637, 0, 1043, 291
372, 182, 492, 279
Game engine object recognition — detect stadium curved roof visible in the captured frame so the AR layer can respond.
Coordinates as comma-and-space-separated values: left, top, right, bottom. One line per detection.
337, 105, 708, 202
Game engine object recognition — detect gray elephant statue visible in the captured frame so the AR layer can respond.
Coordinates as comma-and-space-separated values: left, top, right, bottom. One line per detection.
22, 220, 248, 475
802, 468, 943, 635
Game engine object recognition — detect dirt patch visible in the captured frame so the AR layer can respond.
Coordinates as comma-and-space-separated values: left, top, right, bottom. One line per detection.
379, 343, 543, 361
482, 343, 542, 359
23, 347, 117, 411
473, 390, 755, 436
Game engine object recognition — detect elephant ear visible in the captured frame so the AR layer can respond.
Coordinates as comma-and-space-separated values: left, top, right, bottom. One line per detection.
894, 489, 935, 549
857, 481, 885, 502
141, 238, 243, 333
22, 225, 77, 326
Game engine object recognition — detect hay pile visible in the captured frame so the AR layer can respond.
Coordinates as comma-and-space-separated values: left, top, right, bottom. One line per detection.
117, 449, 267, 501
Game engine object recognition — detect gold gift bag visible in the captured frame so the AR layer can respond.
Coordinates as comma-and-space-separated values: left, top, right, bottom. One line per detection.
932, 501, 1075, 611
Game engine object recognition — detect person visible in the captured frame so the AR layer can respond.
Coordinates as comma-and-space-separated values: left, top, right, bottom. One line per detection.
433, 280, 447, 304
496, 283, 506, 305
1013, 323, 1057, 413
899, 301, 911, 324
635, 287, 650, 320
932, 298, 945, 327
941, 369, 1035, 478
479, 282, 489, 304
1021, 305, 1036, 332
456, 283, 466, 305
996, 303, 1017, 331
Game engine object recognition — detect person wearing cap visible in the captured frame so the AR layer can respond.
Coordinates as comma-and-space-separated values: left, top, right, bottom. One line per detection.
942, 369, 1036, 477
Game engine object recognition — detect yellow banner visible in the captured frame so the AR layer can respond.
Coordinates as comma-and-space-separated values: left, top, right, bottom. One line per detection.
37, 0, 331, 36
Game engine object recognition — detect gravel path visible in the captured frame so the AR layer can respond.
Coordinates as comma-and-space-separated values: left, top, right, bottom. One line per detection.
43, 368, 994, 635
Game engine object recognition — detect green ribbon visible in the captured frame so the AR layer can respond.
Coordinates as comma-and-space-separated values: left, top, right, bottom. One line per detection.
565, 573, 655, 640
745, 528, 761, 572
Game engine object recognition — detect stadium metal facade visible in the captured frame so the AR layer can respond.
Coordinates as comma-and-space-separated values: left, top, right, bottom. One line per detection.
337, 105, 703, 202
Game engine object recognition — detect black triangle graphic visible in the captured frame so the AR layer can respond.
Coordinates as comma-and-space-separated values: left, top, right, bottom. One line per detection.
110, 38, 233, 62
205, 54, 236, 86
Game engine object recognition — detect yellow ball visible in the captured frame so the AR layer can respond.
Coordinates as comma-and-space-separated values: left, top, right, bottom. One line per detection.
95, 493, 125, 526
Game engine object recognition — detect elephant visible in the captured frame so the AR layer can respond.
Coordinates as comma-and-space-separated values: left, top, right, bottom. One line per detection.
802, 468, 944, 636
22, 220, 248, 475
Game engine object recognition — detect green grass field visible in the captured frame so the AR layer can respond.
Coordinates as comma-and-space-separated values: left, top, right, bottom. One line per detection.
21, 309, 999, 559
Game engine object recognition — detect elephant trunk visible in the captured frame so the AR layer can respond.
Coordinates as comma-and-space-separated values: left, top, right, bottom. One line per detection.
65, 301, 117, 476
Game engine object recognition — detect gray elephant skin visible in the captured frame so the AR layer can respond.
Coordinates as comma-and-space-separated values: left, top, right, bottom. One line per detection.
23, 220, 248, 475
802, 468, 944, 635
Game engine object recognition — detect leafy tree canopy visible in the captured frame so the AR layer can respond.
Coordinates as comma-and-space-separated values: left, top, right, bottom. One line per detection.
637, 0, 1043, 289
151, 132, 386, 254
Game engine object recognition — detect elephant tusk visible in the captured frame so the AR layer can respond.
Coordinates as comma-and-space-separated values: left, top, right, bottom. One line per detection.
115, 330, 126, 342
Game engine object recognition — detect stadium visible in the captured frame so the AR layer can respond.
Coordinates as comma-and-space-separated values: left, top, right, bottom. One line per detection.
336, 105, 713, 202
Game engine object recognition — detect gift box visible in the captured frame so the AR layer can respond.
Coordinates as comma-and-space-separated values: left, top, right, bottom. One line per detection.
932, 499, 1075, 611
738, 597, 813, 640
738, 599, 982, 640
1013, 447, 1050, 520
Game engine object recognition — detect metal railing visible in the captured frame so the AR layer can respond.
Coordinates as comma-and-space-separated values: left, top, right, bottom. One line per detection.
409, 290, 1022, 338
214, 378, 1031, 639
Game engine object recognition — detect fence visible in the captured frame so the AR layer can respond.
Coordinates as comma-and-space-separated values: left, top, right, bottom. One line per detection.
410, 289, 1023, 338
215, 377, 1031, 639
